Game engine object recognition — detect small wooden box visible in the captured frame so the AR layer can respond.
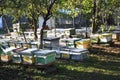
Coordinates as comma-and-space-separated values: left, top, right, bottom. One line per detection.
61, 38, 81, 48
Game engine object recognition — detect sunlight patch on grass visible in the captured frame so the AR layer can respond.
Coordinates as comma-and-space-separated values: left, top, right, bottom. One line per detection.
64, 65, 120, 76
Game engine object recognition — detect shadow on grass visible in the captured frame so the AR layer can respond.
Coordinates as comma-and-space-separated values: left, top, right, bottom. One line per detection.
51, 67, 120, 80
55, 57, 120, 73
0, 64, 119, 80
0, 66, 25, 80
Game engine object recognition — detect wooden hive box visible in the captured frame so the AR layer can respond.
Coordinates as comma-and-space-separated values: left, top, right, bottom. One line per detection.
60, 50, 70, 59
70, 48, 89, 61
12, 48, 27, 63
33, 50, 56, 65
18, 48, 37, 64
90, 34, 99, 43
99, 33, 112, 43
75, 39, 91, 49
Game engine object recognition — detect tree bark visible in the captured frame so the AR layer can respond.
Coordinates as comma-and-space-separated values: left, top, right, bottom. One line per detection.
33, 18, 38, 41
19, 18, 27, 43
92, 0, 98, 34
39, 20, 47, 49
2, 16, 10, 34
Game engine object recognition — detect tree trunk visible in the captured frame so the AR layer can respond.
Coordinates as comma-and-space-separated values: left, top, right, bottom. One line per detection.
104, 13, 108, 30
22, 30, 27, 43
2, 16, 10, 34
92, 0, 98, 34
33, 18, 38, 41
19, 19, 27, 43
73, 17, 75, 28
31, 1, 38, 41
39, 20, 47, 49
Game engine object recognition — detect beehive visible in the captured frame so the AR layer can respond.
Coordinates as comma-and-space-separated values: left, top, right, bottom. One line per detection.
18, 48, 37, 64
70, 48, 89, 61
99, 33, 112, 43
60, 51, 70, 59
75, 39, 91, 49
33, 50, 56, 65
12, 48, 27, 63
90, 34, 99, 43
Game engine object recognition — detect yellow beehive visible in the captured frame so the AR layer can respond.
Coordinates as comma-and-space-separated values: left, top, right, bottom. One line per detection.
22, 55, 35, 64
75, 39, 91, 49
18, 48, 37, 64
1, 54, 12, 62
60, 51, 70, 59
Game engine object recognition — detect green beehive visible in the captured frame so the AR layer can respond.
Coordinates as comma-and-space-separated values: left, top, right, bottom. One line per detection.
33, 50, 56, 65
12, 54, 22, 63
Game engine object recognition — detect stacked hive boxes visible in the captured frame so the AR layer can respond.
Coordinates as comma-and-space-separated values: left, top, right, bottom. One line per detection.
61, 38, 81, 48
49, 28, 75, 38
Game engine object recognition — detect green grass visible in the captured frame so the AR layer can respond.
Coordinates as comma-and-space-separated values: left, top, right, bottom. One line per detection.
0, 52, 120, 80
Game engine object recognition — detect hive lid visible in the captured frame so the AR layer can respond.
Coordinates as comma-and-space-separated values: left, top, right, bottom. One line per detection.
34, 50, 56, 55
70, 48, 88, 52
19, 48, 37, 54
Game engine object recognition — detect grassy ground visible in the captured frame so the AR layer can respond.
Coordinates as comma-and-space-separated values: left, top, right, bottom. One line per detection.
0, 41, 120, 80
